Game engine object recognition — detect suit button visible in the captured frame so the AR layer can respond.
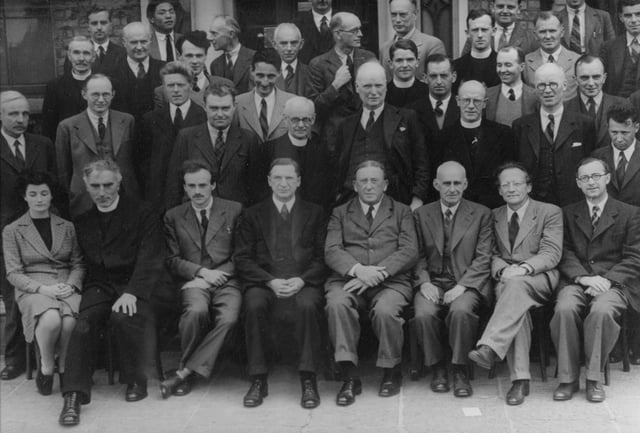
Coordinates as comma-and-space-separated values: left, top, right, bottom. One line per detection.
589, 260, 595, 264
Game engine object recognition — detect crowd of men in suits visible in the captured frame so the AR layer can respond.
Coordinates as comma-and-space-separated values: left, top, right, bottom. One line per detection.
1, 0, 640, 428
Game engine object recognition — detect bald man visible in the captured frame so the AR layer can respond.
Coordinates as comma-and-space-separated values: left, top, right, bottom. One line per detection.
513, 62, 595, 206
412, 161, 493, 398
0, 90, 57, 380
110, 21, 166, 122
273, 23, 310, 96
439, 80, 515, 209
333, 61, 429, 210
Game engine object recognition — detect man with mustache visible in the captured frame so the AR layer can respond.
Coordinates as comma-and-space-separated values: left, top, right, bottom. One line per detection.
147, 1, 182, 62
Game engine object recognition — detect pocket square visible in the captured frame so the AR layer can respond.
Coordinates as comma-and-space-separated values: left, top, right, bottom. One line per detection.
571, 142, 582, 148
399, 126, 407, 132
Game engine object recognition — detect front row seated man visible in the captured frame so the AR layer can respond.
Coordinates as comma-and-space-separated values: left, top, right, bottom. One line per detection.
469, 162, 563, 406
234, 158, 327, 408
59, 159, 165, 426
412, 161, 493, 398
324, 160, 418, 406
550, 157, 640, 403
160, 160, 242, 398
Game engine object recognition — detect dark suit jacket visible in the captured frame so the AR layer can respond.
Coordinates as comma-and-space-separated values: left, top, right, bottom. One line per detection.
109, 56, 166, 120
513, 110, 596, 206
461, 21, 539, 56
166, 123, 260, 208
524, 48, 580, 100
63, 41, 126, 75
564, 93, 626, 148
234, 198, 327, 290
209, 45, 256, 94
592, 145, 640, 207
41, 73, 88, 141
275, 62, 310, 96
484, 83, 538, 126
558, 5, 616, 56
164, 198, 242, 284
307, 47, 376, 153
295, 11, 334, 65
149, 31, 183, 61
407, 96, 460, 139
257, 133, 331, 208
55, 110, 140, 217
324, 195, 418, 298
385, 79, 429, 108
600, 36, 640, 97
140, 102, 207, 210
440, 120, 516, 209
75, 195, 165, 308
413, 199, 494, 305
560, 198, 640, 312
334, 105, 430, 205
453, 51, 500, 93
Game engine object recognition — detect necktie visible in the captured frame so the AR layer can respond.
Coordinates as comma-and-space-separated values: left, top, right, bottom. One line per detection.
224, 53, 234, 79
174, 107, 183, 130
192, 77, 200, 92
498, 27, 509, 50
591, 205, 600, 228
320, 16, 329, 34
285, 64, 295, 89
166, 34, 174, 62
366, 205, 374, 226
547, 54, 555, 63
632, 39, 640, 63
617, 151, 627, 185
200, 209, 208, 261
508, 211, 519, 251
98, 46, 105, 62
259, 98, 269, 140
435, 100, 444, 129
587, 97, 597, 117
570, 9, 582, 53
137, 61, 146, 79
13, 140, 25, 168
280, 204, 289, 221
508, 88, 516, 101
98, 116, 106, 140
442, 208, 453, 272
214, 128, 225, 159
444, 208, 453, 229
366, 110, 375, 131
546, 113, 555, 142
200, 209, 208, 232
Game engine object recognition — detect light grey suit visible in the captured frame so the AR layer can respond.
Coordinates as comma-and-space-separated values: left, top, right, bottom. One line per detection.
523, 47, 581, 101
380, 30, 446, 81
233, 88, 295, 143
485, 84, 538, 126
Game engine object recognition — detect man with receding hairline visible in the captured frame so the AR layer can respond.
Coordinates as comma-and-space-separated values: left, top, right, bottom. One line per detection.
273, 23, 310, 96
295, 0, 334, 64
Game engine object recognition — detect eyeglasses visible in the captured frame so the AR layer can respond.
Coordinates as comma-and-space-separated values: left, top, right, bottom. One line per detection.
576, 173, 608, 182
288, 117, 314, 124
499, 181, 527, 189
458, 98, 485, 106
339, 27, 362, 35
536, 82, 560, 91
87, 92, 113, 100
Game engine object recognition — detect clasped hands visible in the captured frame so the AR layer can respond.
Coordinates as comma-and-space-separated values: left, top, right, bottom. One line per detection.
268, 277, 305, 298
343, 265, 388, 295
419, 282, 466, 305
197, 268, 230, 287
577, 275, 612, 296
38, 283, 75, 300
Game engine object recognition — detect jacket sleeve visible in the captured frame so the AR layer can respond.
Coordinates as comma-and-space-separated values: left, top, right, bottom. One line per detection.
125, 206, 165, 300
2, 225, 40, 293
163, 210, 201, 280
413, 211, 432, 287
604, 207, 640, 288
233, 210, 277, 285
458, 208, 494, 291
300, 207, 328, 286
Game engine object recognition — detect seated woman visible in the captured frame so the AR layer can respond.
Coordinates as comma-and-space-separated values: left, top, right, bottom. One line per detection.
2, 171, 84, 395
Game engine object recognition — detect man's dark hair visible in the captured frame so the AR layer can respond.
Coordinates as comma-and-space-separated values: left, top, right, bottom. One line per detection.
574, 54, 605, 76
495, 161, 531, 186
467, 8, 495, 28
160, 61, 193, 81
619, 0, 640, 13
269, 157, 301, 176
176, 30, 209, 54
203, 79, 237, 103
497, 46, 525, 64
606, 103, 640, 124
251, 48, 282, 71
389, 39, 419, 61
87, 5, 111, 20
576, 157, 610, 176
182, 159, 218, 183
146, 1, 177, 19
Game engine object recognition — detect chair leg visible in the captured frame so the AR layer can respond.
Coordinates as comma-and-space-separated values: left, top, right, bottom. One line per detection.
106, 330, 115, 385
536, 312, 548, 382
622, 310, 631, 373
25, 341, 33, 380
604, 359, 610, 386
408, 321, 423, 381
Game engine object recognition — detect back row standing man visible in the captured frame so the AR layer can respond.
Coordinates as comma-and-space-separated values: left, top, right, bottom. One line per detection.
557, 0, 615, 56
295, 0, 334, 65
147, 1, 181, 62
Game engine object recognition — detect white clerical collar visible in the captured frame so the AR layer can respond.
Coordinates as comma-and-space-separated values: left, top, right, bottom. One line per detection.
97, 195, 120, 213
393, 77, 415, 88
273, 195, 296, 213
71, 70, 92, 81
288, 133, 308, 147
471, 48, 492, 59
460, 119, 482, 129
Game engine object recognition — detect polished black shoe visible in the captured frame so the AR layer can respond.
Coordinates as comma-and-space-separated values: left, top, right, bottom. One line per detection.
243, 378, 268, 407
586, 380, 605, 403
125, 382, 148, 402
300, 377, 320, 409
159, 371, 191, 399
379, 370, 402, 397
1, 365, 24, 380
336, 377, 362, 406
506, 380, 530, 406
59, 392, 81, 426
453, 370, 473, 397
631, 354, 640, 365
430, 365, 449, 393
36, 369, 54, 396
468, 345, 498, 370
553, 381, 579, 401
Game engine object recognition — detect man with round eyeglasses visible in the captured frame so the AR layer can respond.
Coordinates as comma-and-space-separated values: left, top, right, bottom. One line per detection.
550, 156, 640, 403
513, 62, 595, 206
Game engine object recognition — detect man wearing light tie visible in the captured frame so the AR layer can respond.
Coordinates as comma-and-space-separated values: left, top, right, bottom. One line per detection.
208, 15, 255, 94
558, 0, 615, 56
273, 23, 310, 97
295, 0, 333, 64
147, 1, 181, 62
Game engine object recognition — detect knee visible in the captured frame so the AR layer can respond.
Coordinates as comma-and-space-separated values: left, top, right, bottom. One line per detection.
182, 303, 209, 321
448, 305, 474, 324
413, 304, 438, 323
296, 293, 322, 313
588, 301, 616, 322
554, 298, 580, 317
371, 302, 400, 323
36, 309, 62, 331
217, 307, 239, 328
243, 292, 268, 316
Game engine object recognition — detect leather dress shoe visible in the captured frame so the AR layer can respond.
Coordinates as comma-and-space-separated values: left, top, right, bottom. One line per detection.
468, 345, 498, 370
586, 380, 606, 403
553, 381, 579, 401
243, 378, 268, 407
1, 365, 24, 380
59, 392, 81, 426
300, 377, 320, 409
631, 354, 640, 365
160, 372, 191, 399
336, 377, 362, 406
125, 382, 148, 402
506, 380, 530, 406
379, 370, 402, 397
452, 370, 473, 397
36, 369, 54, 396
430, 365, 449, 393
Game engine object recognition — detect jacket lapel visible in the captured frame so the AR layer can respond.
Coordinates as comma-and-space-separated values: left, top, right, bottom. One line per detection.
220, 124, 242, 175
622, 147, 640, 189
573, 202, 593, 239
49, 214, 67, 257
291, 200, 308, 247
370, 195, 393, 234
257, 201, 278, 259
180, 205, 203, 248
76, 114, 99, 154
512, 201, 538, 251
427, 205, 444, 255
494, 206, 509, 252
240, 92, 263, 138
1, 135, 21, 171
383, 107, 400, 151
603, 148, 620, 191
110, 111, 125, 156
347, 198, 371, 233
592, 200, 617, 240
193, 125, 218, 171
450, 201, 473, 251
15, 215, 54, 260
269, 90, 286, 136
205, 200, 225, 245
526, 116, 541, 159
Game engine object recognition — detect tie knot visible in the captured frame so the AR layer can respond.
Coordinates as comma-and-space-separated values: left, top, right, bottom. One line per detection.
444, 209, 452, 219
548, 113, 554, 122
167, 34, 172, 42
98, 116, 104, 124
573, 7, 581, 14
217, 128, 224, 139
511, 211, 519, 222
200, 209, 207, 219
593, 205, 600, 214
99, 46, 105, 54
508, 88, 516, 100
588, 96, 595, 104
321, 16, 327, 23
548, 54, 554, 63
620, 150, 627, 160
287, 64, 294, 74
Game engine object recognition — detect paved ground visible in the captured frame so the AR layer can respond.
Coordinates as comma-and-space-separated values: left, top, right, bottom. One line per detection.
2, 352, 640, 433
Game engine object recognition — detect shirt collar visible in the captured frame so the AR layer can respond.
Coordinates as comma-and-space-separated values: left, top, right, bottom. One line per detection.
430, 94, 451, 108
440, 201, 460, 217
170, 99, 191, 119
361, 104, 385, 128
71, 70, 92, 81
393, 77, 415, 88
628, 33, 640, 45
192, 197, 213, 218
273, 195, 296, 212
396, 27, 416, 41
281, 58, 298, 73
93, 40, 110, 51
567, 3, 586, 14
155, 30, 175, 41
501, 81, 523, 97
312, 9, 332, 28
496, 22, 515, 34
1, 129, 24, 146
127, 56, 149, 72
288, 133, 308, 147
587, 194, 608, 214
207, 122, 230, 143
96, 195, 120, 213
226, 43, 241, 58
613, 140, 636, 162
580, 91, 603, 108
359, 198, 382, 217
507, 198, 530, 222
254, 88, 276, 107
541, 105, 564, 119
460, 119, 482, 129
541, 46, 563, 62
86, 108, 109, 124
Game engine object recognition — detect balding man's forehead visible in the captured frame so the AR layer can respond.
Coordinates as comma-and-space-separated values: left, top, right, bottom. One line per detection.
458, 82, 486, 97
69, 40, 94, 51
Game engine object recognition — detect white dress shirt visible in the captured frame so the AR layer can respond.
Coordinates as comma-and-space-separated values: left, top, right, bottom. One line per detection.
360, 105, 385, 130
170, 99, 191, 123
86, 109, 109, 135
192, 197, 213, 223
254, 89, 276, 125
312, 9, 332, 31
127, 56, 149, 75
155, 31, 177, 61
613, 141, 636, 169
1, 130, 25, 158
273, 195, 296, 214
540, 106, 564, 139
567, 4, 586, 52
501, 81, 523, 100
